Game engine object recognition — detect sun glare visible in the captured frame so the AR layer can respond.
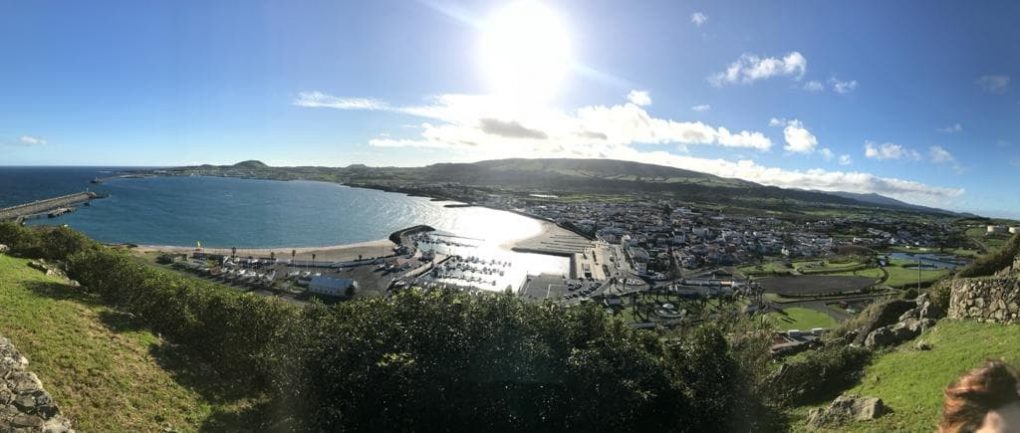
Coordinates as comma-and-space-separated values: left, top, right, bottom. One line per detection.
479, 0, 572, 104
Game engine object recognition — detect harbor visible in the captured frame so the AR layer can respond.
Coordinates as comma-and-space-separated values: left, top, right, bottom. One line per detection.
0, 191, 102, 222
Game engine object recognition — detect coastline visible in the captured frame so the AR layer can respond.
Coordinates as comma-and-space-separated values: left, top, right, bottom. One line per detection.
134, 239, 397, 262
114, 172, 594, 257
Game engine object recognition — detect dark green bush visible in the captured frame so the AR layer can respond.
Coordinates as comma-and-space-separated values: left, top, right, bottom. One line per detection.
774, 345, 871, 405
929, 280, 953, 313
5, 223, 781, 432
957, 233, 1020, 278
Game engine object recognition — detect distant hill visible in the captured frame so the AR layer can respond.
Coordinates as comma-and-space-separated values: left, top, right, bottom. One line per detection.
144, 158, 964, 216
823, 191, 967, 217
232, 160, 269, 169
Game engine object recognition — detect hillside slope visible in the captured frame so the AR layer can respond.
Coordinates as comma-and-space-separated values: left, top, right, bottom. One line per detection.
0, 254, 251, 432
794, 321, 1020, 432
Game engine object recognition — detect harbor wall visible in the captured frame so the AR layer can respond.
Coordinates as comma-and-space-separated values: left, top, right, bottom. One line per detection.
0, 192, 97, 221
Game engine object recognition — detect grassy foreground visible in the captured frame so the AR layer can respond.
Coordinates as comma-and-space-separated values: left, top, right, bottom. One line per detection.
793, 320, 1020, 432
0, 254, 243, 432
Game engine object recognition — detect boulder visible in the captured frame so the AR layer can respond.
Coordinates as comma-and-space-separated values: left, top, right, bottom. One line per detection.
854, 299, 916, 344
919, 301, 943, 320
898, 308, 918, 322
864, 319, 923, 349
807, 394, 887, 427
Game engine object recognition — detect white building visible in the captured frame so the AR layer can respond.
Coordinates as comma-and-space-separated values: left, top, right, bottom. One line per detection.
308, 276, 357, 298
988, 225, 1008, 234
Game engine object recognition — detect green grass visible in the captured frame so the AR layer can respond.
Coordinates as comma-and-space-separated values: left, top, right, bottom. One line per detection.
792, 321, 1020, 432
738, 261, 793, 276
0, 254, 247, 432
826, 267, 885, 280
766, 307, 838, 331
882, 262, 950, 288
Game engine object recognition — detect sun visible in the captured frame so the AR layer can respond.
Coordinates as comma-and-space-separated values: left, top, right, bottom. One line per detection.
478, 0, 572, 104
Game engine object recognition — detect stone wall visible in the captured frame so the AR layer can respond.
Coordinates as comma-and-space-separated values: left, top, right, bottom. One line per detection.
948, 277, 1020, 323
0, 336, 74, 433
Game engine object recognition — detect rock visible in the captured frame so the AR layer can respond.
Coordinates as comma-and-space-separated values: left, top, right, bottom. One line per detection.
0, 335, 74, 432
919, 301, 943, 320
864, 319, 923, 349
916, 340, 933, 351
854, 299, 916, 345
807, 394, 887, 427
899, 318, 923, 334
898, 308, 918, 322
12, 414, 44, 428
14, 394, 36, 412
42, 418, 75, 433
10, 372, 43, 394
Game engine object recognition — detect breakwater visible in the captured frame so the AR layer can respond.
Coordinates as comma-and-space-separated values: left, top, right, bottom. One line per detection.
0, 192, 99, 221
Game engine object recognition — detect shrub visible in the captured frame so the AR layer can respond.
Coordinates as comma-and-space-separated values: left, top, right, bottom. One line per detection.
929, 279, 953, 313
957, 233, 1020, 278
8, 224, 783, 432
774, 345, 871, 405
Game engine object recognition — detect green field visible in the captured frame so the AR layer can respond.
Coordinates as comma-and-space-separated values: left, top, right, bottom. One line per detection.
0, 254, 246, 433
766, 307, 838, 330
738, 261, 794, 276
792, 321, 1020, 432
882, 260, 951, 288
795, 259, 868, 275
826, 267, 885, 280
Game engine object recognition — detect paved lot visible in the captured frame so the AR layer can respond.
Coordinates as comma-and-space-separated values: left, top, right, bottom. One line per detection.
519, 273, 569, 300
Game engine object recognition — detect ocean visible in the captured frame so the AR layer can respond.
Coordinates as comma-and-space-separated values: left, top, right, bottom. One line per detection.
0, 167, 571, 286
1, 167, 536, 246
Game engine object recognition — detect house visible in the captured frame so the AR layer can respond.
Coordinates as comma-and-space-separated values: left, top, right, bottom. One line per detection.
308, 276, 357, 298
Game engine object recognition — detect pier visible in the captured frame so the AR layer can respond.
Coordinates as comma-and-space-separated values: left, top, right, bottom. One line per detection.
0, 191, 101, 221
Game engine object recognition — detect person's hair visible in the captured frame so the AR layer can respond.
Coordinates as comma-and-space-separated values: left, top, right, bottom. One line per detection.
939, 360, 1020, 433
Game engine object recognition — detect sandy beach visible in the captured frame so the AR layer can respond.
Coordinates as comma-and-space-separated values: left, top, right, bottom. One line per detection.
508, 219, 593, 255
134, 239, 398, 262
133, 207, 593, 263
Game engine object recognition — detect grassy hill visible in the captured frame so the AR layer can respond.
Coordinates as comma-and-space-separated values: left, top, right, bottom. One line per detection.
0, 254, 251, 432
792, 320, 1020, 432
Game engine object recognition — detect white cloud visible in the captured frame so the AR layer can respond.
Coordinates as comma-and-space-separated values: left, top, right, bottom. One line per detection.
936, 123, 963, 133
18, 135, 46, 145
300, 90, 773, 151
606, 149, 963, 207
627, 90, 652, 106
830, 77, 858, 94
293, 91, 389, 110
819, 148, 834, 161
770, 118, 818, 153
838, 154, 853, 166
299, 90, 964, 206
928, 146, 955, 164
690, 12, 708, 26
864, 141, 921, 161
803, 81, 824, 92
708, 52, 807, 86
976, 75, 1010, 94
691, 104, 711, 112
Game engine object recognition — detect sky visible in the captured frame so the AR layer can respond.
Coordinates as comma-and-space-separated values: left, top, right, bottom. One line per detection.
2, 1, 1019, 217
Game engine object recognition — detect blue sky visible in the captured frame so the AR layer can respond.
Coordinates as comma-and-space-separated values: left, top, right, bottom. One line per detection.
2, 1, 1019, 217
